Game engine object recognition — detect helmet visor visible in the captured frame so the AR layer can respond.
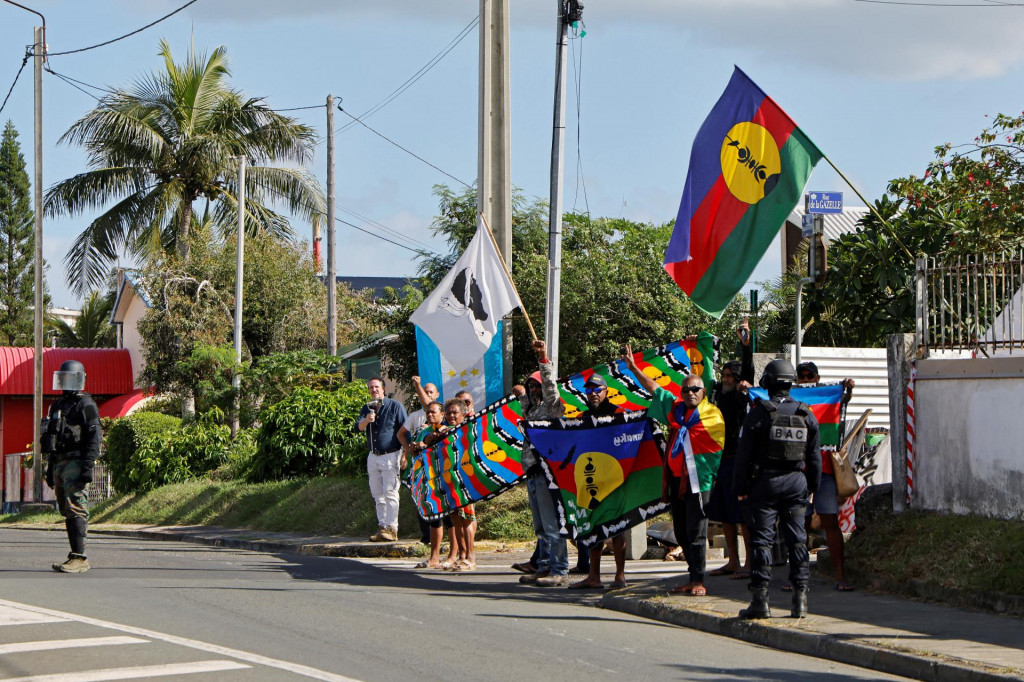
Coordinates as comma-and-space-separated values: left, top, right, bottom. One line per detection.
53, 370, 86, 392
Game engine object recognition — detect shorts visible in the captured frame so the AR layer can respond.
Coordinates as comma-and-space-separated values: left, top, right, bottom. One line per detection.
456, 504, 476, 522
807, 473, 839, 515
426, 516, 454, 529
707, 458, 743, 525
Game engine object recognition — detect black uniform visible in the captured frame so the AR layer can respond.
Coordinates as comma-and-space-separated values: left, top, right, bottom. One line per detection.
733, 390, 821, 590
42, 391, 102, 560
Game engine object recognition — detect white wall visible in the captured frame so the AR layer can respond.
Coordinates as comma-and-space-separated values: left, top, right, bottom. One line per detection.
796, 346, 890, 429
913, 356, 1024, 519
122, 297, 147, 387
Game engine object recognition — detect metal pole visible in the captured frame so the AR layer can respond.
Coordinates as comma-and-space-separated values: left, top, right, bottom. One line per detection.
32, 25, 44, 503
326, 95, 337, 356
544, 1, 570, 376
231, 156, 245, 437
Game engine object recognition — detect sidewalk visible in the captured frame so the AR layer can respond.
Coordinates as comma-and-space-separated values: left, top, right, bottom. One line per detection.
10, 522, 1024, 682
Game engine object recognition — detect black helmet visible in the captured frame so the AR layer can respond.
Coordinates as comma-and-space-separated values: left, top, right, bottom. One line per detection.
759, 359, 796, 390
53, 360, 86, 393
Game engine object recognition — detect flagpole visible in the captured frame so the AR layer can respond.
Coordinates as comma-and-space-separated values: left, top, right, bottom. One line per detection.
479, 212, 539, 341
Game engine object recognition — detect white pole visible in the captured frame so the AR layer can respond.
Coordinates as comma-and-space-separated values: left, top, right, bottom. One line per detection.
232, 156, 245, 436
32, 25, 44, 502
326, 95, 337, 356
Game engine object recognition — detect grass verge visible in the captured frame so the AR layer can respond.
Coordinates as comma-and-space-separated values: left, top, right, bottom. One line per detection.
1, 477, 534, 542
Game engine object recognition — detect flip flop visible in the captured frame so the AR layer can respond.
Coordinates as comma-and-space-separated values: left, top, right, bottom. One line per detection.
568, 580, 604, 590
835, 582, 856, 592
708, 567, 735, 577
608, 580, 629, 590
670, 582, 695, 595
414, 560, 437, 569
729, 571, 751, 580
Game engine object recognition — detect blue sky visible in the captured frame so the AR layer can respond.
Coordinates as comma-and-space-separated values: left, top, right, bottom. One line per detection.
2, 0, 1023, 309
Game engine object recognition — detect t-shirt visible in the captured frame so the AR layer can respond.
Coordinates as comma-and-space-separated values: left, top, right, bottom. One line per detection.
403, 409, 427, 439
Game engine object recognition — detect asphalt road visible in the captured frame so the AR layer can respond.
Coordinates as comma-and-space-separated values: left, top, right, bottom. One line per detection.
0, 529, 912, 682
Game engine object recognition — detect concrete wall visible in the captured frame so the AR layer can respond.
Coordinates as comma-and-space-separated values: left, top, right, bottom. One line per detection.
912, 356, 1024, 519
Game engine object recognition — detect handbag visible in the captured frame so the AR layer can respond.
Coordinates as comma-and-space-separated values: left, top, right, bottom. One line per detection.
830, 448, 860, 499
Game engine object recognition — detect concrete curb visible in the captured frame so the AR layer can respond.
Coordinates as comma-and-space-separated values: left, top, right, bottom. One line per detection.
601, 587, 1023, 682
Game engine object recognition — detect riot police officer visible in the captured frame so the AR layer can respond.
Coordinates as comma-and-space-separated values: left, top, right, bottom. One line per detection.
733, 359, 821, 619
40, 360, 102, 573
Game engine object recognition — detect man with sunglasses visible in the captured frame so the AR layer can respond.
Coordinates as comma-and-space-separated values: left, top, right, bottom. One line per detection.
622, 347, 723, 598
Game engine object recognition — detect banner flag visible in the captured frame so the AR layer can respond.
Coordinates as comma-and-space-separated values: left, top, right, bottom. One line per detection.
665, 67, 823, 318
410, 228, 520, 366
526, 413, 669, 548
748, 382, 847, 449
415, 322, 505, 406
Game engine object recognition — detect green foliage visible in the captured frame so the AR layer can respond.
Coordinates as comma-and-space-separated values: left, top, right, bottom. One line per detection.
246, 381, 371, 482
51, 290, 116, 348
176, 343, 240, 418
241, 349, 346, 423
375, 185, 745, 389
0, 120, 42, 346
126, 410, 239, 493
44, 40, 325, 296
105, 412, 182, 493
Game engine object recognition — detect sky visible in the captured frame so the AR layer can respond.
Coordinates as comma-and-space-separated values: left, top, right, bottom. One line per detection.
2, 0, 1024, 309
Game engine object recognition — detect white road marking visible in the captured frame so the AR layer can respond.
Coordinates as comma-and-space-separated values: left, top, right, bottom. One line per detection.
0, 599, 360, 682
0, 660, 249, 681
0, 604, 67, 627
0, 637, 148, 654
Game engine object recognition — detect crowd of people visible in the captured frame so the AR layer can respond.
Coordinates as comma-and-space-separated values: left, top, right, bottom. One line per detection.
354, 323, 856, 616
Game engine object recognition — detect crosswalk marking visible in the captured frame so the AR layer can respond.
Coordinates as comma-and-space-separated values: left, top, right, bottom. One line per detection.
0, 660, 250, 681
0, 636, 148, 655
0, 605, 67, 627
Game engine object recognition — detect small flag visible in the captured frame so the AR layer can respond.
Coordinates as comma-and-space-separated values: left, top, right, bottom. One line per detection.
665, 67, 823, 317
415, 322, 506, 406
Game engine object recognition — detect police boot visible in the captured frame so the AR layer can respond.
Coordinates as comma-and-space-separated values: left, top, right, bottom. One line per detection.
791, 587, 808, 618
739, 585, 771, 619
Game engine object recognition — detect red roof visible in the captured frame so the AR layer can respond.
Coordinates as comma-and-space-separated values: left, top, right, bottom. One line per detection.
0, 348, 134, 396
98, 388, 152, 418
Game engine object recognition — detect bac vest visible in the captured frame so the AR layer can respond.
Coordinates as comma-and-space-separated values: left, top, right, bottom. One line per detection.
761, 397, 810, 469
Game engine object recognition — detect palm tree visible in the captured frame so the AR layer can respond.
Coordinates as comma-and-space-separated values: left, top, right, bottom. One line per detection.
45, 39, 325, 296
50, 290, 116, 348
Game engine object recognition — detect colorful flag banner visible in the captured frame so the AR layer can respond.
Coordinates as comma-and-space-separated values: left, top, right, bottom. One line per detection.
666, 397, 726, 494
748, 383, 847, 449
526, 413, 670, 548
415, 322, 505, 406
410, 227, 520, 366
665, 67, 823, 318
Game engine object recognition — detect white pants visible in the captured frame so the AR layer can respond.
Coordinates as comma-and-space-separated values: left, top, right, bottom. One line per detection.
367, 450, 401, 530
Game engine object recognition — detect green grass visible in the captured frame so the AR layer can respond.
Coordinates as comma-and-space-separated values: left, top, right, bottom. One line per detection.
848, 510, 1024, 598
1, 477, 534, 541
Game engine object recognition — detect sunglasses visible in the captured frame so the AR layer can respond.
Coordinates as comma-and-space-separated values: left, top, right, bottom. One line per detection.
584, 385, 606, 394
681, 386, 704, 394
797, 373, 816, 380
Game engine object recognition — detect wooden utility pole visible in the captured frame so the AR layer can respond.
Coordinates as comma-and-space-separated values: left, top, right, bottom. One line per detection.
326, 95, 337, 356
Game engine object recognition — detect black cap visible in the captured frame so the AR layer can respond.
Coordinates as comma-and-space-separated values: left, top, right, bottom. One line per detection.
584, 373, 607, 388
796, 361, 819, 376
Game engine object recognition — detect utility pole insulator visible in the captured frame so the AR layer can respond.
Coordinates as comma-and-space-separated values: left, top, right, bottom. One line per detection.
567, 0, 584, 23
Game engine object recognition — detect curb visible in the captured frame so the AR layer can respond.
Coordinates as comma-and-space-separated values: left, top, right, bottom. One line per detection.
601, 588, 1023, 682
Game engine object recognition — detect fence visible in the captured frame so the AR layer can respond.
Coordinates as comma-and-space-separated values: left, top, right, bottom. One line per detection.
1, 453, 112, 514
915, 250, 1024, 358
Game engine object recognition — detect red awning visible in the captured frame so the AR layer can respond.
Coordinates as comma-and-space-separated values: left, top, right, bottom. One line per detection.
0, 348, 134, 396
98, 389, 153, 418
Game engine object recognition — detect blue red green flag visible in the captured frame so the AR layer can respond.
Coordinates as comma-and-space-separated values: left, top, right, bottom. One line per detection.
749, 383, 847, 448
665, 67, 823, 317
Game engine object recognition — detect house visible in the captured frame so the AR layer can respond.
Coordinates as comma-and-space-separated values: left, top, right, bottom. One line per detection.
110, 269, 154, 385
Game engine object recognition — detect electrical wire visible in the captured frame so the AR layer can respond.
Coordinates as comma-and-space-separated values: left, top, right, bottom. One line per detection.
47, 0, 201, 56
338, 107, 472, 189
335, 216, 438, 256
0, 53, 29, 116
338, 204, 437, 252
340, 16, 479, 133
46, 67, 103, 101
852, 0, 1024, 5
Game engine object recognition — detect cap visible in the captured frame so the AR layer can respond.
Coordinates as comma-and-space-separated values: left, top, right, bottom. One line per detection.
796, 361, 819, 376
583, 373, 607, 388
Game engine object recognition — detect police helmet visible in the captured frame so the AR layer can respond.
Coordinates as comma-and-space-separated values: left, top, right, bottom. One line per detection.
53, 360, 86, 393
759, 359, 797, 390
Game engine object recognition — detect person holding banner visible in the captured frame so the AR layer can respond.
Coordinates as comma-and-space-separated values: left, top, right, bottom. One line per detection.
424, 399, 477, 571
399, 376, 440, 545
407, 402, 450, 569
622, 347, 725, 597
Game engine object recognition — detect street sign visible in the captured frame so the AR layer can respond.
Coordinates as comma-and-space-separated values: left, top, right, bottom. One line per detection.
807, 191, 843, 214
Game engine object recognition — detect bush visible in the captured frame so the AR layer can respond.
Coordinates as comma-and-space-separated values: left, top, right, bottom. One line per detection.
105, 412, 182, 493
125, 410, 238, 492
246, 382, 369, 482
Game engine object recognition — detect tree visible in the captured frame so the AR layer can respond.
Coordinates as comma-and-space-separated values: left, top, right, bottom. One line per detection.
375, 185, 744, 391
44, 40, 325, 296
0, 120, 38, 346
51, 290, 116, 348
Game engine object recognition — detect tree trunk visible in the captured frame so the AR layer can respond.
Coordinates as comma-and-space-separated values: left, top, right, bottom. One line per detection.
178, 200, 193, 259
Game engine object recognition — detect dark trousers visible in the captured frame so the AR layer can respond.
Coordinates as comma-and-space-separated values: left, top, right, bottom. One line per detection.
668, 476, 711, 583
743, 471, 810, 589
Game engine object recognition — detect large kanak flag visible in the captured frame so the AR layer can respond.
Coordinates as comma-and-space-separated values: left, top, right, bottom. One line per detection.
665, 67, 823, 317
410, 227, 520, 365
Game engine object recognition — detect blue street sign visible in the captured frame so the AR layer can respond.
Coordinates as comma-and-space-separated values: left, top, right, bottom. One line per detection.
807, 191, 843, 214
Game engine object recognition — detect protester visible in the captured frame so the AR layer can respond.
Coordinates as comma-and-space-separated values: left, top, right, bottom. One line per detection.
734, 359, 821, 619
424, 399, 476, 571
707, 321, 755, 580
518, 339, 569, 588
407, 402, 449, 569
356, 377, 408, 542
796, 361, 856, 592
623, 347, 723, 597
398, 376, 440, 544
41, 360, 102, 573
569, 374, 629, 590
455, 390, 476, 418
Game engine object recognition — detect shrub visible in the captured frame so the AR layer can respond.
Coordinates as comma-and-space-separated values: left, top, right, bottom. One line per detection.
105, 412, 182, 493
125, 410, 237, 492
247, 382, 369, 482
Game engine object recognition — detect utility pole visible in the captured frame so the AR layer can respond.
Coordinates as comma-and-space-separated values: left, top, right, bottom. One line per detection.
231, 156, 245, 437
32, 23, 44, 503
326, 95, 337, 356
543, 0, 579, 377
478, 0, 512, 391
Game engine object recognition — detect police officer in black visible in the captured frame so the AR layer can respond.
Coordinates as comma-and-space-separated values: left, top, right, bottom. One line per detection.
41, 360, 102, 573
733, 359, 821, 619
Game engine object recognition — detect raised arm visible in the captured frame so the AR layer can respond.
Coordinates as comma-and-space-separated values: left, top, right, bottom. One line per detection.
621, 343, 659, 395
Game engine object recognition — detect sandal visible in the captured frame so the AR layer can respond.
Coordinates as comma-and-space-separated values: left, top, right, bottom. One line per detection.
708, 567, 735, 577
670, 582, 705, 596
609, 580, 629, 590
568, 580, 604, 590
730, 571, 751, 580
835, 582, 855, 592
670, 582, 695, 595
415, 560, 438, 569
452, 561, 476, 572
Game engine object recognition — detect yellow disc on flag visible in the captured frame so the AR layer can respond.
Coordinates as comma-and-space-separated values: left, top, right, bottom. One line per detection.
574, 451, 625, 511
720, 122, 781, 205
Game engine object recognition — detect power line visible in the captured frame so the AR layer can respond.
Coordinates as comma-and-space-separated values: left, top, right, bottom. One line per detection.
335, 215, 438, 256
45, 67, 103, 101
338, 204, 437, 252
0, 53, 29, 116
341, 16, 479, 133
47, 0, 201, 56
852, 0, 1024, 5
338, 107, 472, 189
